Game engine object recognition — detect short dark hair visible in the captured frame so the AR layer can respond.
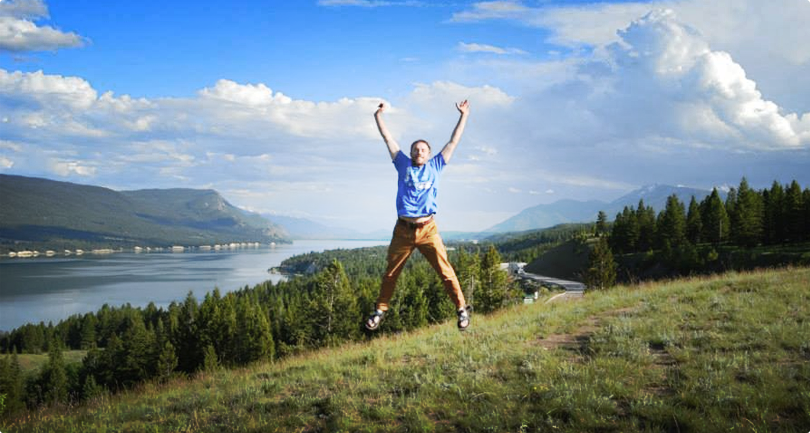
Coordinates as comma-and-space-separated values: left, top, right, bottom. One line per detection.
410, 139, 431, 151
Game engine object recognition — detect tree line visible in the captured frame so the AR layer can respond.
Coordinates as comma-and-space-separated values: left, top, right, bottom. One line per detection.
0, 245, 517, 418
590, 178, 810, 282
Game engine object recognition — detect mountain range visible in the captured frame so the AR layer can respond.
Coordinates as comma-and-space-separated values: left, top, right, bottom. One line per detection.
484, 184, 723, 233
0, 174, 290, 252
0, 174, 728, 250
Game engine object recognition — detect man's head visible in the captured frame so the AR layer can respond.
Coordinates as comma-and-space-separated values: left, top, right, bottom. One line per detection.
410, 140, 431, 166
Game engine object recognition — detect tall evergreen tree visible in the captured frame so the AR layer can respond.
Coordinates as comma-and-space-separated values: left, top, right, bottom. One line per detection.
119, 316, 155, 387
656, 194, 687, 250
584, 236, 617, 291
804, 188, 810, 241
477, 245, 510, 313
174, 292, 203, 373
235, 298, 274, 363
763, 181, 785, 244
731, 177, 764, 247
455, 247, 480, 310
636, 200, 656, 252
686, 196, 703, 244
610, 206, 638, 253
154, 340, 178, 383
42, 338, 68, 405
785, 180, 804, 242
309, 260, 358, 345
79, 314, 97, 350
595, 210, 609, 236
0, 350, 25, 416
700, 188, 730, 244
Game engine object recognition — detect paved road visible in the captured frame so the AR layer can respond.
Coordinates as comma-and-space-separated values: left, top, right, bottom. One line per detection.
517, 269, 585, 300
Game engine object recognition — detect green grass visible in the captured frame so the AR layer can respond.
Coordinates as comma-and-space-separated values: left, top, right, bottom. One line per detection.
0, 350, 87, 374
4, 267, 809, 432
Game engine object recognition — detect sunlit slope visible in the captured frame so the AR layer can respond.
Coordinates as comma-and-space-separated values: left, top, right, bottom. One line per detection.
6, 267, 809, 433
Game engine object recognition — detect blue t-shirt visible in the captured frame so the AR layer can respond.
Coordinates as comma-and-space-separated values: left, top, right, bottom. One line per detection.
393, 150, 446, 218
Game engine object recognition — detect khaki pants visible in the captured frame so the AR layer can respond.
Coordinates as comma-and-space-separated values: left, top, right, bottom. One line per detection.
375, 219, 466, 312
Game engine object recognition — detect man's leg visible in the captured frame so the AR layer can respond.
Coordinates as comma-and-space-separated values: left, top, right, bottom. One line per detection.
375, 222, 415, 312
415, 221, 466, 310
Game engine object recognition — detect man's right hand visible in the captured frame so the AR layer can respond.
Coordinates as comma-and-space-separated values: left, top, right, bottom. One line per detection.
375, 103, 385, 117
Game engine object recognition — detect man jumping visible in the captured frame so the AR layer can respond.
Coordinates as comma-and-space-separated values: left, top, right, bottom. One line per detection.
365, 100, 472, 331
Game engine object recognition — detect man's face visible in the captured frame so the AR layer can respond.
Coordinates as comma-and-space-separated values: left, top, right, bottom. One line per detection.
410, 141, 430, 167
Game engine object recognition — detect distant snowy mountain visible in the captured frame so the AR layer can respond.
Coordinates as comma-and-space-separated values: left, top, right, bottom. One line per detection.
486, 184, 724, 233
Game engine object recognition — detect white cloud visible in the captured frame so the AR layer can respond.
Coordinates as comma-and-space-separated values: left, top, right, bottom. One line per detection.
0, 0, 48, 18
0, 69, 97, 109
0, 0, 85, 52
601, 9, 810, 149
450, 1, 532, 22
49, 159, 96, 177
458, 42, 526, 55
0, 156, 14, 169
0, 139, 23, 152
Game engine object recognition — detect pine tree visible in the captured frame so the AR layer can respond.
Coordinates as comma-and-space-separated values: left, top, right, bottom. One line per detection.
656, 194, 687, 250
804, 188, 810, 241
763, 181, 785, 244
454, 247, 480, 311
42, 338, 68, 405
732, 178, 764, 247
235, 298, 275, 364
785, 180, 804, 242
202, 344, 219, 372
82, 374, 105, 401
79, 314, 97, 350
584, 236, 617, 291
175, 292, 203, 373
309, 260, 358, 345
686, 196, 703, 244
0, 351, 25, 416
636, 200, 657, 252
700, 188, 729, 245
119, 315, 155, 386
155, 340, 178, 382
595, 210, 609, 236
477, 245, 510, 313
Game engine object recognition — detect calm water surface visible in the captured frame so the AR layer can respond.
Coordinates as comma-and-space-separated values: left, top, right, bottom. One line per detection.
0, 240, 386, 331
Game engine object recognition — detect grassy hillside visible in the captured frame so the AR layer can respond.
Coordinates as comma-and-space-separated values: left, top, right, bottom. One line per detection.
524, 238, 591, 280
3, 267, 809, 432
0, 350, 86, 374
0, 174, 289, 252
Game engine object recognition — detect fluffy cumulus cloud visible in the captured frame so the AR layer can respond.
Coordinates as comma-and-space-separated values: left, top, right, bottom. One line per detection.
455, 3, 810, 152
0, 0, 85, 52
596, 9, 810, 150
0, 65, 519, 229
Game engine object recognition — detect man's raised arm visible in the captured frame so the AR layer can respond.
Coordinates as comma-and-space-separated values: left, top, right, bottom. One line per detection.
440, 100, 469, 163
374, 103, 400, 161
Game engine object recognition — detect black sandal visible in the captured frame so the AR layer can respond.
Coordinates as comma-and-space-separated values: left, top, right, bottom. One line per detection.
457, 305, 471, 331
365, 309, 385, 331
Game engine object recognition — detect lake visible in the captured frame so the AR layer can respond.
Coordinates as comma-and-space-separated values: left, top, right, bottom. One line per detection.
0, 240, 387, 332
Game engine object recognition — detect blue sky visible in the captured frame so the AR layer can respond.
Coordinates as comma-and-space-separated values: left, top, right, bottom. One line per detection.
1, 0, 809, 232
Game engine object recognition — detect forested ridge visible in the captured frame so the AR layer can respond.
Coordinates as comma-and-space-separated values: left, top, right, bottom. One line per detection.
602, 177, 810, 281
0, 174, 290, 253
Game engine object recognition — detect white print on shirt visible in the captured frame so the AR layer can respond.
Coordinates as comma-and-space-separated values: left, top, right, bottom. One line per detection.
405, 166, 433, 191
